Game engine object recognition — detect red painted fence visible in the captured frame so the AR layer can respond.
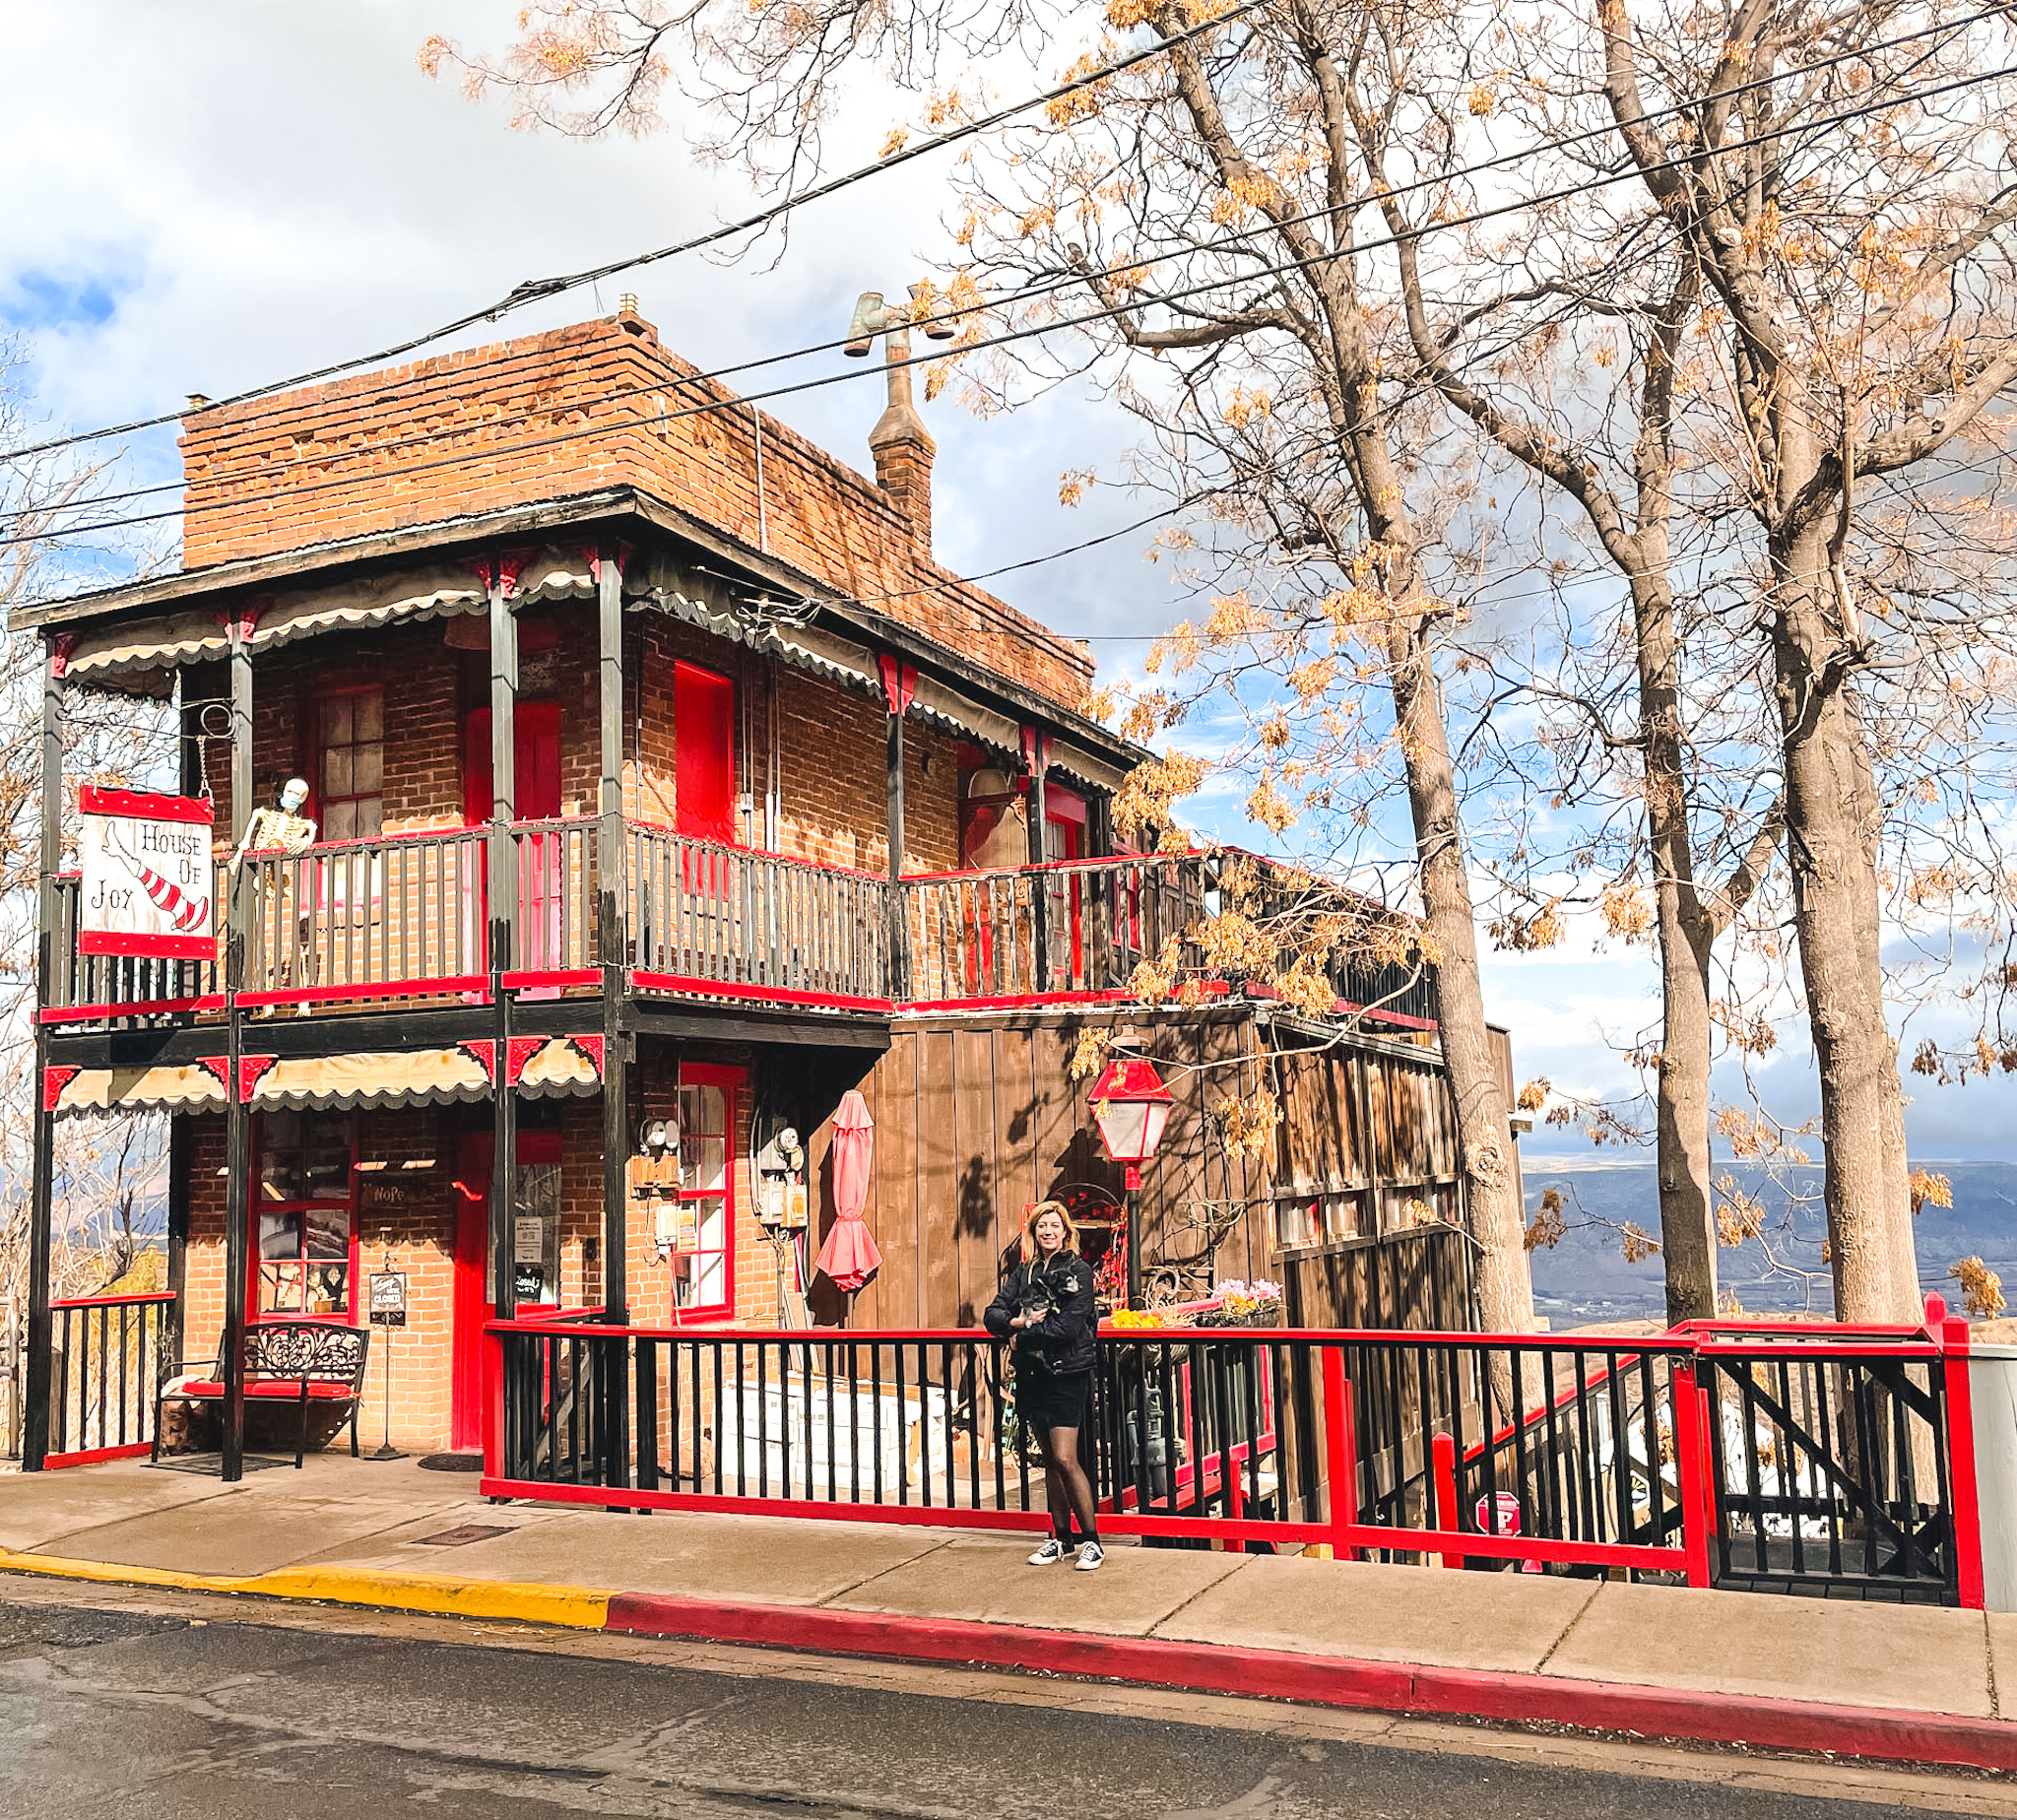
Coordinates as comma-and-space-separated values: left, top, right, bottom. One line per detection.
480, 1297, 1984, 1603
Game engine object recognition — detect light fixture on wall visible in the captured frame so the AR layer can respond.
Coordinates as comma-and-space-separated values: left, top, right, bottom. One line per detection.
1089, 1057, 1173, 1310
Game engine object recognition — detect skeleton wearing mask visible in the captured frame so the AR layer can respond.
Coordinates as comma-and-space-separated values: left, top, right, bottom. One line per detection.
231, 778, 317, 874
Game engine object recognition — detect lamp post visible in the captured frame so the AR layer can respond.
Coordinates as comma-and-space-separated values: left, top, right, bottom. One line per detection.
1089, 1058, 1173, 1310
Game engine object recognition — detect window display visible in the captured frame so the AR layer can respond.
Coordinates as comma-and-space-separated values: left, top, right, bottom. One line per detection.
256, 1110, 355, 1316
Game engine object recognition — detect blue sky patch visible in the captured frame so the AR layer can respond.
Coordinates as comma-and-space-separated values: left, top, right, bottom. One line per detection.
1, 267, 128, 331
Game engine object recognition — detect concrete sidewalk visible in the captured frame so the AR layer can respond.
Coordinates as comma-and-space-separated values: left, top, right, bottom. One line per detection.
2, 1454, 2011, 1773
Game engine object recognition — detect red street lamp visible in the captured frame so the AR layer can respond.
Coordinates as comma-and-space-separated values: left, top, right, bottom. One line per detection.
1089, 1057, 1174, 1309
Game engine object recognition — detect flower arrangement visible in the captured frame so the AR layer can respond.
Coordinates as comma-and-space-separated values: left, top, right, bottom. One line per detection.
1109, 1307, 1171, 1331
1196, 1278, 1285, 1328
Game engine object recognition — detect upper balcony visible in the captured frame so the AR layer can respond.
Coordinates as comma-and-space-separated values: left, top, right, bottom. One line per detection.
44, 825, 1440, 1036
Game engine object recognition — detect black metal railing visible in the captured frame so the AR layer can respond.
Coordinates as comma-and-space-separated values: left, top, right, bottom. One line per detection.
46, 1291, 174, 1464
1695, 1329, 1961, 1601
487, 1319, 1701, 1567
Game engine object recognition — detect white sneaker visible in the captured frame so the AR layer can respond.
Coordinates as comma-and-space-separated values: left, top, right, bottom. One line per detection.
1074, 1540, 1105, 1571
1028, 1537, 1068, 1565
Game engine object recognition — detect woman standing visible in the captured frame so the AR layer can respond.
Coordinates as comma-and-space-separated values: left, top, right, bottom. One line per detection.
984, 1201, 1103, 1570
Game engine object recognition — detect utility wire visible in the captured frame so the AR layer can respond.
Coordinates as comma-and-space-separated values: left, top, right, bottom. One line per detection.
0, 0, 1275, 471
22, 1, 2003, 525
17, 56, 2008, 557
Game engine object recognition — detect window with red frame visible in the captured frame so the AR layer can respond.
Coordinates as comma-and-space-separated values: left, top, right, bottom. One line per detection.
675, 1070, 737, 1316
316, 684, 385, 841
255, 1110, 356, 1317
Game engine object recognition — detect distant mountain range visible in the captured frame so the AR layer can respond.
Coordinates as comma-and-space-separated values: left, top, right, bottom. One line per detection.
1521, 1155, 2017, 1325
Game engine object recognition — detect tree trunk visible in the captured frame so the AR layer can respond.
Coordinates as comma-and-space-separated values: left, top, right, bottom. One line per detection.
1771, 539, 1918, 1322
1630, 573, 1722, 1323
1387, 621, 1534, 1334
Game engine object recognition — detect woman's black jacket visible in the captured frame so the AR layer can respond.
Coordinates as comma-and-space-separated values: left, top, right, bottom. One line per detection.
983, 1249, 1098, 1375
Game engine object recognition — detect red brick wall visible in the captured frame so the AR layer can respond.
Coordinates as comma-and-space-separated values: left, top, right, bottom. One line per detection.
181, 1107, 465, 1452
179, 313, 1095, 713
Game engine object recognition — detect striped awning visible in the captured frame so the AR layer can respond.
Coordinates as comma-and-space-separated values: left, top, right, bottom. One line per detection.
45, 1035, 603, 1119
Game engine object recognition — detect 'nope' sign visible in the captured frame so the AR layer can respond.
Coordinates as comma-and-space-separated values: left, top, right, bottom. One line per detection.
79, 786, 215, 959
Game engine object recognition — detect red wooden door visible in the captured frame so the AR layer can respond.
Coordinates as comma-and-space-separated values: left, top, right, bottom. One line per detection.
463, 704, 563, 982
449, 1131, 491, 1451
450, 1126, 565, 1450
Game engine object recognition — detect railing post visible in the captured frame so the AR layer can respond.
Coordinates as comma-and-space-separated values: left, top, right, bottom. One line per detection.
1322, 1349, 1358, 1560
1935, 1298, 1986, 1609
1431, 1429, 1464, 1569
1674, 1362, 1714, 1588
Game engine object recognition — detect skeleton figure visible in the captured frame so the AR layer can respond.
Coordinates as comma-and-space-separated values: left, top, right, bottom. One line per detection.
230, 778, 316, 873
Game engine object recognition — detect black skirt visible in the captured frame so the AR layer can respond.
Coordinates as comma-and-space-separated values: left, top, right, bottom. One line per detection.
1015, 1362, 1092, 1432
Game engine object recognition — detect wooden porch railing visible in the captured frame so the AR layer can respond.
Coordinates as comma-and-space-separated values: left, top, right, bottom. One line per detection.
629, 825, 890, 1005
902, 854, 1209, 1003
47, 832, 1440, 1025
240, 825, 490, 1005
49, 876, 216, 1015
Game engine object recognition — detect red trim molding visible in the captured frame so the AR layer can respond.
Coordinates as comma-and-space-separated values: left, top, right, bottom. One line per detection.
42, 1442, 153, 1469
40, 995, 221, 1024
77, 932, 216, 960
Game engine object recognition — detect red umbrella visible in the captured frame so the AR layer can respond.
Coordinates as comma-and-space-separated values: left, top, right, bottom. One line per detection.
816, 1090, 882, 1297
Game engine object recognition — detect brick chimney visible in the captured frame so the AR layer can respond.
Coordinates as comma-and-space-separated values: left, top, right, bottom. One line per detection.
867, 310, 936, 549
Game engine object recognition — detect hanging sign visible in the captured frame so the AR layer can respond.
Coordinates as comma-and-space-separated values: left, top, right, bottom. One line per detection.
79, 786, 215, 959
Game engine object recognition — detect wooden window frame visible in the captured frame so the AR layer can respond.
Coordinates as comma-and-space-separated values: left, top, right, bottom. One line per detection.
249, 1110, 359, 1323
312, 680, 386, 844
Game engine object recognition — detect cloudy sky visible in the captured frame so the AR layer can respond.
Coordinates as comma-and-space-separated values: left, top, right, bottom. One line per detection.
6, 0, 2010, 1158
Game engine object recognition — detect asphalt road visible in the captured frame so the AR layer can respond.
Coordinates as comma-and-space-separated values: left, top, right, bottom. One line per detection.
0, 1585, 2006, 1820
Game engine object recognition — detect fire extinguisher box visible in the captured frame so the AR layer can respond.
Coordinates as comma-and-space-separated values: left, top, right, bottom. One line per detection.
1970, 1345, 2017, 1612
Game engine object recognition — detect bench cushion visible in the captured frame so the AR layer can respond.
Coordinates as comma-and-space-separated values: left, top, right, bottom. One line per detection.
167, 1379, 358, 1401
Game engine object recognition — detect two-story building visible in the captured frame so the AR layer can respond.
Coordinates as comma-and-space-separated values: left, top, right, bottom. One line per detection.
22, 301, 1494, 1466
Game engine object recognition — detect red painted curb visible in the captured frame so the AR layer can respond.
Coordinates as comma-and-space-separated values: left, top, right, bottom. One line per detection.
603, 1593, 2017, 1774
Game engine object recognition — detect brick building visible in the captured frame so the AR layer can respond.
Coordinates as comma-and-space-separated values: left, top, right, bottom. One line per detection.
23, 304, 1491, 1465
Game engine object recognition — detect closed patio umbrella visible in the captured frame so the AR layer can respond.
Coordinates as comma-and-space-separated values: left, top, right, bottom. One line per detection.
816, 1090, 881, 1307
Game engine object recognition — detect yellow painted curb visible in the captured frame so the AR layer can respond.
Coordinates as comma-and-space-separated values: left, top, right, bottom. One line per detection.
0, 1549, 612, 1630
248, 1566, 612, 1628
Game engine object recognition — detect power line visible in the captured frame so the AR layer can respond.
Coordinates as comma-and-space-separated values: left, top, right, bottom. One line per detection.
17, 56, 2007, 558
21, 2, 2001, 526
0, 0, 1275, 471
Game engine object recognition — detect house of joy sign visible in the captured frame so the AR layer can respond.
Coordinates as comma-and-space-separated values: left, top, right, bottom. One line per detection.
79, 786, 215, 959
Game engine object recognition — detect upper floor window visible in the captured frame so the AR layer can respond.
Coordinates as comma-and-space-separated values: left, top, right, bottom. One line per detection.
317, 685, 384, 841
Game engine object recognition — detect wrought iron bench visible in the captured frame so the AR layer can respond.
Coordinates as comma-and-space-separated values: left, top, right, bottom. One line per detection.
153, 1320, 371, 1468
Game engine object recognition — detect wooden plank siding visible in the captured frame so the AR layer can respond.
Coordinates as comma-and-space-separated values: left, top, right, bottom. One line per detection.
810, 1008, 1476, 1335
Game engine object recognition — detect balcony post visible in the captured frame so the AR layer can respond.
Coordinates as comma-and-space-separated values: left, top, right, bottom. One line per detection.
222, 611, 253, 1482
880, 658, 914, 1002
488, 560, 518, 1324
22, 638, 65, 1469
1022, 726, 1050, 991
597, 539, 631, 1489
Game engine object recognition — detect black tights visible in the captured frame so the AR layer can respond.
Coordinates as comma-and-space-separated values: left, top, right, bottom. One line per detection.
1036, 1424, 1099, 1546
